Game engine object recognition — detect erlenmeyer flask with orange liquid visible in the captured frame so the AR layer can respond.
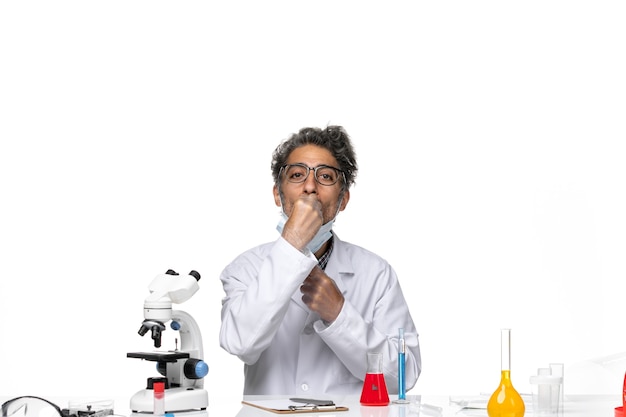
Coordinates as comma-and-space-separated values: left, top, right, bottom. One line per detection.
487, 328, 525, 417
360, 352, 390, 406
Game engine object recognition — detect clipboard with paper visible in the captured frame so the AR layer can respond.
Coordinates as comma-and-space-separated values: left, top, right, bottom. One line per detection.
241, 398, 349, 414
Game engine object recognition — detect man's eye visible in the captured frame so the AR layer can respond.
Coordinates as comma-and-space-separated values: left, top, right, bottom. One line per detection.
317, 168, 336, 182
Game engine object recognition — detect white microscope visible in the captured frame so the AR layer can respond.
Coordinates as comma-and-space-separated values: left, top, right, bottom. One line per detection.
127, 270, 209, 415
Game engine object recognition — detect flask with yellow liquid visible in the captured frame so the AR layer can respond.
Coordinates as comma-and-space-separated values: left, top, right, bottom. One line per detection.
487, 328, 525, 417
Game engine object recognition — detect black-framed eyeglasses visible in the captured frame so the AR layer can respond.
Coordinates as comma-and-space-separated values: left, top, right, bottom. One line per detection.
280, 163, 344, 186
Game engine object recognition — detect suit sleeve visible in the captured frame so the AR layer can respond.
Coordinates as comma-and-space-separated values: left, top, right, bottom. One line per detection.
219, 238, 318, 365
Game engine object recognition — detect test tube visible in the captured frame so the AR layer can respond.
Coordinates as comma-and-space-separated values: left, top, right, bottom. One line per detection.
153, 381, 165, 416
393, 328, 409, 404
550, 363, 564, 413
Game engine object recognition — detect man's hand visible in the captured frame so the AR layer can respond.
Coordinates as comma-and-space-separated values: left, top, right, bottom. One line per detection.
281, 195, 323, 252
300, 266, 344, 323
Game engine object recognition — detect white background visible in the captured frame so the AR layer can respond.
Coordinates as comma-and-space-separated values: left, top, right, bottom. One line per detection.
1, 0, 625, 401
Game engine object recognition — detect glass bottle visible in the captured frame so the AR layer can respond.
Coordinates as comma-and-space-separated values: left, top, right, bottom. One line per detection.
360, 352, 390, 406
487, 328, 525, 417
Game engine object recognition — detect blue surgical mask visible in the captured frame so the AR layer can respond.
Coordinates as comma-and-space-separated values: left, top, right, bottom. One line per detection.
276, 211, 335, 254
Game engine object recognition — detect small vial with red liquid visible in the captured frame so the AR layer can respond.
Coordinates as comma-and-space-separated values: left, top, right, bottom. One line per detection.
153, 381, 165, 416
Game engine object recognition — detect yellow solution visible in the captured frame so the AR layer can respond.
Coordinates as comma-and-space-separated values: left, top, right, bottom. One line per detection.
487, 370, 525, 417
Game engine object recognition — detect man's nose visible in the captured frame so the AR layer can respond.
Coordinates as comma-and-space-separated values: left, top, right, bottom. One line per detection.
302, 172, 318, 193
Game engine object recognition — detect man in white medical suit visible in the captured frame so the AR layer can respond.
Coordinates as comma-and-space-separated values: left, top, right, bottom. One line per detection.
219, 125, 421, 395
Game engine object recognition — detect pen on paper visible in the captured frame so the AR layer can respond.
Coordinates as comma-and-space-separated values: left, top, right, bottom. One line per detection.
289, 398, 335, 406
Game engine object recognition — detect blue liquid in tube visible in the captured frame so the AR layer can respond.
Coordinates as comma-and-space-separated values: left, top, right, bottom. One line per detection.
398, 328, 406, 401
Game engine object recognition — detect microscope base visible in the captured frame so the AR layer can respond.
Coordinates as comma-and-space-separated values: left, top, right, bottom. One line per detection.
130, 387, 208, 413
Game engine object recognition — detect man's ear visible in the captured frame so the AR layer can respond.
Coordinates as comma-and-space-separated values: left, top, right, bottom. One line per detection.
339, 190, 350, 212
273, 185, 281, 207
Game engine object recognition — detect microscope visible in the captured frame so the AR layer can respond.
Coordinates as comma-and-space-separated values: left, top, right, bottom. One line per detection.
127, 270, 209, 415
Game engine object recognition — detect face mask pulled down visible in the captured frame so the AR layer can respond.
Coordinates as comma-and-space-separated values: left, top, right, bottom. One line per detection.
276, 211, 334, 254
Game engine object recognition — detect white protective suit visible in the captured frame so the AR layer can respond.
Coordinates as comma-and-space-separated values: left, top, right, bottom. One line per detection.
219, 234, 421, 395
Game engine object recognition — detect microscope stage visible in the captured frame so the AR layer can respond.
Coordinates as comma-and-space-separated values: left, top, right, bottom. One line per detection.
127, 351, 190, 362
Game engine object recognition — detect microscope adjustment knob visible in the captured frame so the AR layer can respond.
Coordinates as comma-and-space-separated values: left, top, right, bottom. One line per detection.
184, 358, 209, 379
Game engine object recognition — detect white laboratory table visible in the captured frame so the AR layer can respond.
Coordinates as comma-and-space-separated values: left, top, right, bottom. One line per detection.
234, 395, 620, 417
2, 394, 620, 417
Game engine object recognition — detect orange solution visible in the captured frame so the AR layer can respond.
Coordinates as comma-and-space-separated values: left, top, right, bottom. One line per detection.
487, 329, 525, 417
360, 372, 390, 406
487, 370, 525, 417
